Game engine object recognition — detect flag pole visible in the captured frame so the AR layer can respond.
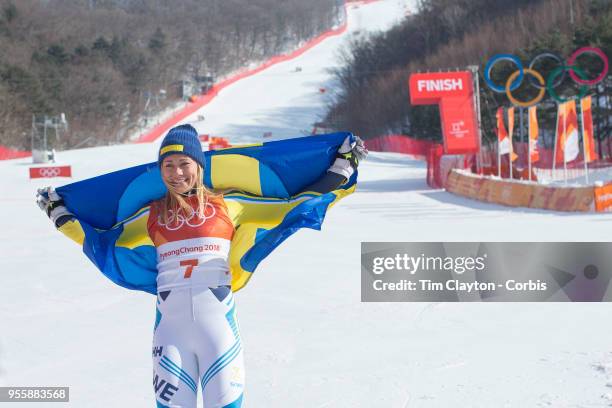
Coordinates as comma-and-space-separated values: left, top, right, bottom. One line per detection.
519, 107, 524, 180
497, 137, 501, 177
528, 108, 532, 182
470, 65, 483, 175
497, 109, 501, 178
509, 108, 513, 180
553, 103, 560, 184
563, 102, 568, 185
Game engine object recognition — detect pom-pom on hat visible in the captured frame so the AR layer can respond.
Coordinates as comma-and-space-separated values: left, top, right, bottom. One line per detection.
158, 124, 204, 168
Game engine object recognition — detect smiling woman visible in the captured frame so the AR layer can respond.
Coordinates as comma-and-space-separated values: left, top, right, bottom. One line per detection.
35, 124, 367, 407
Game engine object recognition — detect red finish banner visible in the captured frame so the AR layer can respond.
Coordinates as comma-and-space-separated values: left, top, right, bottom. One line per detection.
409, 71, 478, 154
29, 165, 72, 179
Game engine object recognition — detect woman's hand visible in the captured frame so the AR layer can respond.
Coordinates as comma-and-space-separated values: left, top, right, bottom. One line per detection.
36, 187, 73, 227
328, 135, 368, 179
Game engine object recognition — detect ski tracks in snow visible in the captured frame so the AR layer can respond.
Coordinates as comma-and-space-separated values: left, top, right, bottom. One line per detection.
594, 353, 612, 406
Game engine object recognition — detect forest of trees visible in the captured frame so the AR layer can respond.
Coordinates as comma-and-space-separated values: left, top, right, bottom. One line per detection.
0, 0, 342, 149
326, 0, 612, 148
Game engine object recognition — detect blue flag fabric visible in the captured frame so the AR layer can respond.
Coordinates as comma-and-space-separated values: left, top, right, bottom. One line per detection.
55, 132, 357, 294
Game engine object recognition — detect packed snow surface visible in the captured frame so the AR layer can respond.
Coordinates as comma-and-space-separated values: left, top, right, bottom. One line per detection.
2, 1, 612, 407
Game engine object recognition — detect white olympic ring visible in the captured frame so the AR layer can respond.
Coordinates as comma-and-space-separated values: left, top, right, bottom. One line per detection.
39, 168, 61, 177
157, 202, 216, 230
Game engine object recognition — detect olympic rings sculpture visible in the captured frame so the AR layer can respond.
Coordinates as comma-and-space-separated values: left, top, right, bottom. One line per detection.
484, 47, 609, 107
157, 202, 216, 231
39, 167, 61, 177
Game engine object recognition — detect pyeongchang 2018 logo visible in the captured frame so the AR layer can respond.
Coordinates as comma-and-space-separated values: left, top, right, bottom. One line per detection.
159, 243, 221, 261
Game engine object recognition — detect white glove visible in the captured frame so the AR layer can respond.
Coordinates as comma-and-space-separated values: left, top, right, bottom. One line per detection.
328, 135, 368, 179
36, 186, 73, 227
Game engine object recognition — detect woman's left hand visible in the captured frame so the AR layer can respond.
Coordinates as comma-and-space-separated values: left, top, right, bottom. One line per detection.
328, 135, 368, 179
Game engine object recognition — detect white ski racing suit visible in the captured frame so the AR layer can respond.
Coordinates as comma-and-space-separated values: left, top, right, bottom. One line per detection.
148, 194, 244, 408
50, 168, 350, 407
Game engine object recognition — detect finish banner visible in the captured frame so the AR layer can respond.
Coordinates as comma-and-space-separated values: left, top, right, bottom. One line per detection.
409, 71, 479, 154
361, 242, 612, 302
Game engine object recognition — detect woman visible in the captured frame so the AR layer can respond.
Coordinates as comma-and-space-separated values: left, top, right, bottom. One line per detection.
36, 124, 367, 407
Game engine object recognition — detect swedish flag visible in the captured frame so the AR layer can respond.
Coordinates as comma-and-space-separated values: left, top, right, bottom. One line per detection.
55, 132, 357, 294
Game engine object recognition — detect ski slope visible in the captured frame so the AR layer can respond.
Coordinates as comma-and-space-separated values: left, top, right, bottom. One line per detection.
2, 1, 612, 407
180, 0, 411, 142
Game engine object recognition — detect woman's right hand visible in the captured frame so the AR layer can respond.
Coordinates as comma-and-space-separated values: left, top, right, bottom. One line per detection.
36, 186, 73, 227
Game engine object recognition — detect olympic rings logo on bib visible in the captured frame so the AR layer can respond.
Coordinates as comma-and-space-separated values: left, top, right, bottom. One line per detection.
484, 47, 609, 107
157, 202, 216, 230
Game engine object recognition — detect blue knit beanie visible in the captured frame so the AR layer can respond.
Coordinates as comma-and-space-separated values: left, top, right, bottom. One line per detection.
158, 124, 204, 168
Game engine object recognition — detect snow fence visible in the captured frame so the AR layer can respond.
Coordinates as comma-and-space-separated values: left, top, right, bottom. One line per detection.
445, 169, 612, 213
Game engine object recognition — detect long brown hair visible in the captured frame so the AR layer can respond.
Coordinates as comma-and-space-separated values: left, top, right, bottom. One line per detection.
158, 164, 221, 225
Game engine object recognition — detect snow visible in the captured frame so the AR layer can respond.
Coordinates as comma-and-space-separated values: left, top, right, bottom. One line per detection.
2, 1, 612, 407
457, 167, 612, 188
536, 166, 612, 186
180, 0, 410, 143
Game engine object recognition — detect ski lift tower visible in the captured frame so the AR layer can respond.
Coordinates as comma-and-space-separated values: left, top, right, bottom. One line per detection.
31, 113, 68, 163
195, 72, 216, 94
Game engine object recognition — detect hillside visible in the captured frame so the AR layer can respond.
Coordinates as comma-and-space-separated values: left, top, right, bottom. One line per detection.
326, 0, 611, 144
0, 0, 341, 149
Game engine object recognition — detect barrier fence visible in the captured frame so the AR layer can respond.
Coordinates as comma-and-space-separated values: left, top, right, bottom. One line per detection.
446, 169, 612, 212
0, 145, 31, 160
366, 134, 612, 184
364, 134, 434, 159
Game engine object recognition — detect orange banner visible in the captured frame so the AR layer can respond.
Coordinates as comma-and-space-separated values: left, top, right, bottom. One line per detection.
496, 107, 517, 161
555, 101, 580, 163
580, 96, 598, 163
496, 107, 508, 144
528, 106, 539, 162
508, 107, 515, 141
594, 183, 612, 212
508, 107, 517, 162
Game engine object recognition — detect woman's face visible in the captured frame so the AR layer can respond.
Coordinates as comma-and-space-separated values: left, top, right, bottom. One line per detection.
161, 154, 198, 194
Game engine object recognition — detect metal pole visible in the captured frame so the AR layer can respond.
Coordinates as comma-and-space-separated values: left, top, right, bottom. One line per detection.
509, 108, 513, 180
527, 108, 532, 182
31, 115, 35, 158
472, 66, 484, 174
608, 92, 612, 159
497, 110, 501, 178
563, 106, 568, 184
520, 107, 524, 178
497, 138, 501, 178
43, 115, 48, 154
553, 104, 559, 182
